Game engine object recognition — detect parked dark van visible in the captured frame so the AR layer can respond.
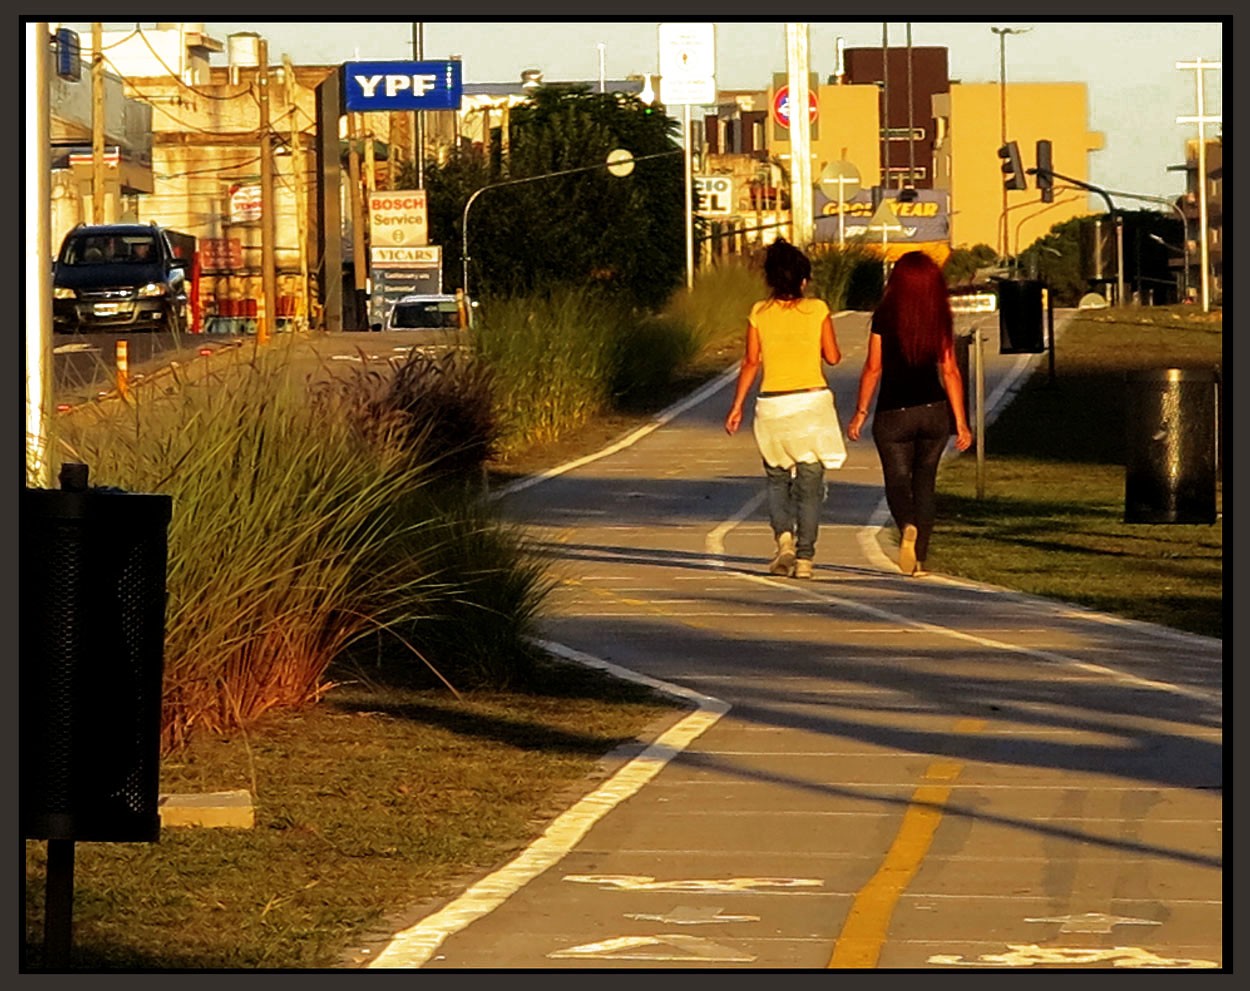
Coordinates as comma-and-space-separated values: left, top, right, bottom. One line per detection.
53, 223, 189, 334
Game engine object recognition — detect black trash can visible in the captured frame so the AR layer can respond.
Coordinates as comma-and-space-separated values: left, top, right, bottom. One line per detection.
950, 330, 972, 432
998, 279, 1045, 354
21, 469, 173, 842
1124, 368, 1218, 524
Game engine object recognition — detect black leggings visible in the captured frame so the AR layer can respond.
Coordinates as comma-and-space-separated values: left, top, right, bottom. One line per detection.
871, 401, 951, 563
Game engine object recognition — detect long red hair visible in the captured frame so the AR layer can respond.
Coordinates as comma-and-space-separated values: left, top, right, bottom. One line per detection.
873, 251, 953, 366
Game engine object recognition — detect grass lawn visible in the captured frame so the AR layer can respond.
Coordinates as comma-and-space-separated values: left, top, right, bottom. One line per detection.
929, 306, 1223, 639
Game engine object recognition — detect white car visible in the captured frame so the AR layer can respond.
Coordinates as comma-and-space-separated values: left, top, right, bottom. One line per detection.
385, 293, 467, 331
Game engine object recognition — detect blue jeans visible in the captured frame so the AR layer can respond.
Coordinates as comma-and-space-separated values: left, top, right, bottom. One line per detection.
764, 460, 826, 560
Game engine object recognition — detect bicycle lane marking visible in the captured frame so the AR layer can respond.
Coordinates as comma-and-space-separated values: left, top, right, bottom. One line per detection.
365, 641, 729, 969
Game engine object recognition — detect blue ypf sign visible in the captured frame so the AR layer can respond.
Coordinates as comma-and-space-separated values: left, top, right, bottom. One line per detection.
343, 60, 463, 112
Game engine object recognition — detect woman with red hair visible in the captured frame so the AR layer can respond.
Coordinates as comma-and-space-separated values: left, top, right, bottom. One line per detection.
847, 251, 973, 576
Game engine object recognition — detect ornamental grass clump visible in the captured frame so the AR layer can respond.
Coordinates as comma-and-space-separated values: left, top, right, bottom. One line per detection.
661, 255, 765, 355
50, 340, 549, 750
809, 240, 884, 311
471, 287, 623, 456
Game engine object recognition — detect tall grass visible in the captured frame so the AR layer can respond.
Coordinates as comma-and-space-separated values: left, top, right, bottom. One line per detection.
471, 288, 625, 456
49, 339, 551, 750
809, 240, 885, 311
662, 256, 764, 356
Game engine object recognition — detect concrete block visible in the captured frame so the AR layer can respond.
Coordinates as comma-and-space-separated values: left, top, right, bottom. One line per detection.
158, 789, 255, 829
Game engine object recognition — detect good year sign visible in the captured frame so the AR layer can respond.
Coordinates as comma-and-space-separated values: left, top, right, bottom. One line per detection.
344, 60, 463, 112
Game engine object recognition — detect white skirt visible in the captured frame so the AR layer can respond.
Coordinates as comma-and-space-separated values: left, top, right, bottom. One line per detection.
752, 389, 847, 470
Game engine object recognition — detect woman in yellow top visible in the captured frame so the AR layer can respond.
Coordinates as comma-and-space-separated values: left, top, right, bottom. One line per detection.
725, 240, 844, 578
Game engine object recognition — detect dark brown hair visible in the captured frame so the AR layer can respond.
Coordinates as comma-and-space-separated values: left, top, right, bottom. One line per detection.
763, 239, 811, 300
873, 250, 953, 365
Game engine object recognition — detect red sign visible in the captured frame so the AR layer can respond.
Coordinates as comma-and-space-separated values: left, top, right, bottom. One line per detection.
772, 85, 819, 129
200, 237, 243, 271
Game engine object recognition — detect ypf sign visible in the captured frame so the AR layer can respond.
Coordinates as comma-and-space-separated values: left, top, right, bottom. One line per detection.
368, 191, 428, 247
344, 60, 463, 111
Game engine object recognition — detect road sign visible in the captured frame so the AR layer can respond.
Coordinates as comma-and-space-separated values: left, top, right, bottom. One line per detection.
343, 60, 463, 112
606, 148, 636, 177
694, 176, 733, 216
772, 85, 818, 129
818, 160, 860, 203
658, 23, 716, 105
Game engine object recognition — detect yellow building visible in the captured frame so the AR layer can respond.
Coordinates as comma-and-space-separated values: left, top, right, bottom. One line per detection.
933, 82, 1104, 254
768, 81, 882, 201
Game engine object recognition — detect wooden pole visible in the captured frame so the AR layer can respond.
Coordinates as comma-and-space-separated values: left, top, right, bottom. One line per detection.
257, 41, 276, 345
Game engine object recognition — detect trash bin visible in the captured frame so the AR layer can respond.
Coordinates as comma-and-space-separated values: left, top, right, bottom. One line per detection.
1124, 368, 1218, 524
998, 279, 1045, 354
21, 464, 173, 842
951, 330, 972, 432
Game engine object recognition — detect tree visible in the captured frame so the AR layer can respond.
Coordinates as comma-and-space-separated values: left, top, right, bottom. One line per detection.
420, 85, 686, 310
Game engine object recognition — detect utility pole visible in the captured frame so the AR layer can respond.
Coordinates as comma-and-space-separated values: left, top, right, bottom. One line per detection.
257, 40, 276, 345
412, 23, 424, 189
91, 23, 105, 223
991, 26, 1030, 261
27, 22, 53, 488
347, 112, 368, 325
785, 23, 813, 248
1176, 57, 1221, 313
284, 55, 311, 330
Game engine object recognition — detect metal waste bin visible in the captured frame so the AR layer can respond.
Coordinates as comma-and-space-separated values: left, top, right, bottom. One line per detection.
998, 279, 1045, 354
21, 465, 173, 842
1124, 368, 1218, 524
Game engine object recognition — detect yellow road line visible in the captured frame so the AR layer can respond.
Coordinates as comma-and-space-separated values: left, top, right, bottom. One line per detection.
829, 718, 986, 969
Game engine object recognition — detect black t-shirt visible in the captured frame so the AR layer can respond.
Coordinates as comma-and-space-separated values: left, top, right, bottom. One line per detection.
870, 313, 948, 413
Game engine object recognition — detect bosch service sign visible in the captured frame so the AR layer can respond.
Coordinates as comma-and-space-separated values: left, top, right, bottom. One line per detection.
368, 191, 428, 247
344, 60, 463, 112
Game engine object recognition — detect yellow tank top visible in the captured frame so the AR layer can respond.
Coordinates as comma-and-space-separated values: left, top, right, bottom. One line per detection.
749, 297, 830, 392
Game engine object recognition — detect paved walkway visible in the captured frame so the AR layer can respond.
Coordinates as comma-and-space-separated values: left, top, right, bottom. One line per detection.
362, 311, 1223, 971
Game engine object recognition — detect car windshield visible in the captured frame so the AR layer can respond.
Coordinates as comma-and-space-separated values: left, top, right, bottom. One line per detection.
65, 234, 158, 265
390, 301, 461, 329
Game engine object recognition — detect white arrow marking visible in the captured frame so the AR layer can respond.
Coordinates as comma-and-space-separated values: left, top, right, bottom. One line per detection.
928, 945, 1218, 968
623, 906, 760, 925
563, 874, 822, 893
1024, 911, 1162, 935
53, 342, 99, 354
549, 934, 755, 962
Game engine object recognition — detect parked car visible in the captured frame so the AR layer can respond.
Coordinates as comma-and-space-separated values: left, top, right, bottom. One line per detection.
53, 222, 189, 334
383, 293, 469, 332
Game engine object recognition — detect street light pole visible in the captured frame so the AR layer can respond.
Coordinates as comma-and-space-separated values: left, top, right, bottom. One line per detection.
991, 26, 1030, 261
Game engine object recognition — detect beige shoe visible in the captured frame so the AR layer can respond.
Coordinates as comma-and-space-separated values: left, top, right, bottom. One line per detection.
898, 524, 918, 575
769, 532, 796, 576
911, 561, 929, 577
794, 558, 813, 579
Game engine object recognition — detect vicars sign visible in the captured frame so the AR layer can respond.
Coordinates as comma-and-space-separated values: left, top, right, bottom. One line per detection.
368, 191, 428, 247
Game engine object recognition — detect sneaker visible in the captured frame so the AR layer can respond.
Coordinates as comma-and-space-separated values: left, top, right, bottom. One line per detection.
769, 532, 796, 576
898, 524, 918, 575
794, 558, 813, 579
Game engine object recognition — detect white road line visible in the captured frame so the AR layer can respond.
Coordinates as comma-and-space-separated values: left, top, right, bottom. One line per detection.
366, 640, 729, 970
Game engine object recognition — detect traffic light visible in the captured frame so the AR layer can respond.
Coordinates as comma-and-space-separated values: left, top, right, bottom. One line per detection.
998, 141, 1027, 191
1036, 139, 1054, 202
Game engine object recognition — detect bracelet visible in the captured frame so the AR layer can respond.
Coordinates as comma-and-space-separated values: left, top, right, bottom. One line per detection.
855, 409, 869, 415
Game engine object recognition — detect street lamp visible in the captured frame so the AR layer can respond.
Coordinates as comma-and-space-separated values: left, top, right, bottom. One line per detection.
990, 25, 1031, 260
1149, 233, 1191, 302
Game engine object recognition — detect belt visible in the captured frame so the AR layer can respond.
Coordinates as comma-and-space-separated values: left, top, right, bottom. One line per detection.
758, 386, 828, 398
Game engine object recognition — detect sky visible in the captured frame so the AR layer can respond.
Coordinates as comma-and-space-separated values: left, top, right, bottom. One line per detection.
56, 16, 1225, 204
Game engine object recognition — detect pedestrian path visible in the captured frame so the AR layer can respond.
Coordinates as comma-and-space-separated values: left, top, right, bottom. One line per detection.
362, 311, 1223, 971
